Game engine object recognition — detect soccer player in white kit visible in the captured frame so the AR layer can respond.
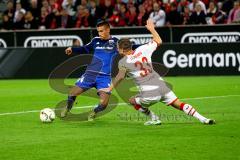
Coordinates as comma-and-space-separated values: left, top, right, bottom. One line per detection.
109, 19, 215, 125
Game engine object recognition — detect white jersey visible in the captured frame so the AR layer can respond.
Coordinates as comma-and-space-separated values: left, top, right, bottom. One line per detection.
118, 40, 177, 106
118, 40, 159, 85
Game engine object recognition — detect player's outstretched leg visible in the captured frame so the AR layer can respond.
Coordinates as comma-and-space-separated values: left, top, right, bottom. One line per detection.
60, 86, 85, 118
88, 91, 110, 121
129, 97, 161, 125
170, 99, 215, 124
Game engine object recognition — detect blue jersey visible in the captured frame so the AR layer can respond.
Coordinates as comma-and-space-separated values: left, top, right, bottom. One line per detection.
72, 37, 118, 76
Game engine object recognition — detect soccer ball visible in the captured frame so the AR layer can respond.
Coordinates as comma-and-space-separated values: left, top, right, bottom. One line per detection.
40, 108, 55, 123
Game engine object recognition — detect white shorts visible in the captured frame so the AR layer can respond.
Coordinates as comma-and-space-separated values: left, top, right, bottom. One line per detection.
135, 91, 178, 106
134, 74, 178, 107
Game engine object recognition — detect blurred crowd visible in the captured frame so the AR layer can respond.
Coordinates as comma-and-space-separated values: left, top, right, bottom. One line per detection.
0, 0, 240, 30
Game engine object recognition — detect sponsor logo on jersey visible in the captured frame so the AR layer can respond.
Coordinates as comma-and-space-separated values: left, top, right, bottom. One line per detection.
24, 36, 83, 48
181, 32, 240, 43
0, 38, 7, 48
130, 52, 142, 60
163, 50, 240, 72
96, 46, 114, 50
114, 34, 152, 45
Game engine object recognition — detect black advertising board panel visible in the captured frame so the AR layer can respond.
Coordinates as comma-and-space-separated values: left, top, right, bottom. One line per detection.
15, 29, 91, 48
172, 25, 240, 43
153, 42, 240, 75
0, 32, 15, 47
0, 42, 239, 79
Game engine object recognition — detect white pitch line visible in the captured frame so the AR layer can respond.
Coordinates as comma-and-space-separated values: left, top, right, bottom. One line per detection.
0, 103, 127, 116
0, 110, 41, 116
181, 95, 240, 100
0, 95, 239, 116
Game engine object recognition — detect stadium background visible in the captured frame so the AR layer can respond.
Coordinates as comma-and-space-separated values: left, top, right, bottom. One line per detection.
0, 0, 240, 160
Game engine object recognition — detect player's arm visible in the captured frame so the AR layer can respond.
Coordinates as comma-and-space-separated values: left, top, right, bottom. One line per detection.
146, 19, 162, 46
109, 69, 127, 91
65, 39, 95, 55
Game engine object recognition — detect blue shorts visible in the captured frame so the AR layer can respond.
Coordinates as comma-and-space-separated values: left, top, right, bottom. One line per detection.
75, 72, 111, 93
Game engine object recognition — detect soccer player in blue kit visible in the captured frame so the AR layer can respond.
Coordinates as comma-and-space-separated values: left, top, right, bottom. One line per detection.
61, 20, 118, 121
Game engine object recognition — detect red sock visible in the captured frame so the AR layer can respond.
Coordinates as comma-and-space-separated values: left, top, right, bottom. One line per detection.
134, 104, 142, 110
180, 103, 185, 110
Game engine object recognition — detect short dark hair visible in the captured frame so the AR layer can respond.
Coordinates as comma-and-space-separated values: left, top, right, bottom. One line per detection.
118, 38, 132, 51
96, 19, 110, 28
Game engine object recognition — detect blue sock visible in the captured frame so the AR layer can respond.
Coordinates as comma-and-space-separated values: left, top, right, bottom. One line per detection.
93, 104, 106, 113
67, 96, 76, 110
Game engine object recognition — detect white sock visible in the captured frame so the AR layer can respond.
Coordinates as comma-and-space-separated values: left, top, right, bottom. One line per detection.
149, 111, 159, 121
137, 106, 159, 121
181, 103, 207, 123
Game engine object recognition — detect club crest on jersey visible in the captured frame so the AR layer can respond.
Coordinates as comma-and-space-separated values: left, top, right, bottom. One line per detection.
109, 40, 114, 44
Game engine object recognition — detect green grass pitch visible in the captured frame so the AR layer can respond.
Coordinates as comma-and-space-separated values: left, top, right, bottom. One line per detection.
0, 76, 239, 160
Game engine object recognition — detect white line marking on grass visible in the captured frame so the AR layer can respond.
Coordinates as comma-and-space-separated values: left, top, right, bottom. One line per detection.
0, 95, 239, 116
0, 110, 41, 116
0, 103, 127, 116
181, 95, 240, 100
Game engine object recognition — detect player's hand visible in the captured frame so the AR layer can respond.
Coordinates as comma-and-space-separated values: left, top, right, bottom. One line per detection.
106, 84, 114, 92
108, 85, 113, 92
65, 47, 72, 55
145, 19, 155, 31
